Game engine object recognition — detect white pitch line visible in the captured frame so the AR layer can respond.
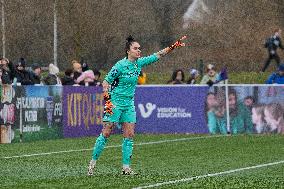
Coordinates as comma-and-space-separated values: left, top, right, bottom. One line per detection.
133, 160, 284, 189
1, 135, 224, 159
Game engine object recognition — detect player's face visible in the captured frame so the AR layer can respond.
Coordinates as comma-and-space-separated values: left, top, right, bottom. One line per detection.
128, 42, 141, 60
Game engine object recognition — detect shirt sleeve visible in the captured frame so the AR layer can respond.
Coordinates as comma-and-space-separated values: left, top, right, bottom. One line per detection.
265, 73, 275, 84
137, 53, 159, 67
104, 63, 121, 84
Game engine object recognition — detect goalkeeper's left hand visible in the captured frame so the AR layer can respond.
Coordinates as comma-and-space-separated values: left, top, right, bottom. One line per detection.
169, 35, 188, 50
103, 91, 114, 115
157, 35, 189, 58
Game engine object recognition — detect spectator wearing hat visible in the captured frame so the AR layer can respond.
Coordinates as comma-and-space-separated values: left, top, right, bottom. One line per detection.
61, 68, 75, 85
14, 57, 33, 85
81, 62, 89, 72
43, 63, 62, 85
265, 63, 284, 84
200, 64, 220, 85
187, 69, 199, 84
30, 63, 42, 85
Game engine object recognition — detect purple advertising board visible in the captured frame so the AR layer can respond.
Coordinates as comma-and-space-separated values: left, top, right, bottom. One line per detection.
63, 86, 104, 138
135, 86, 210, 134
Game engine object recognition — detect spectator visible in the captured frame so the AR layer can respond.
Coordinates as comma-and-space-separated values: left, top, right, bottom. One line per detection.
187, 69, 199, 84
71, 59, 80, 66
262, 28, 284, 72
0, 58, 15, 85
81, 62, 89, 72
200, 64, 220, 85
265, 63, 284, 84
14, 58, 33, 85
137, 70, 146, 85
251, 104, 269, 134
92, 69, 102, 86
228, 88, 253, 134
61, 68, 75, 85
76, 69, 96, 86
167, 69, 185, 84
243, 96, 255, 112
75, 62, 98, 86
43, 63, 62, 85
264, 103, 284, 134
30, 63, 42, 85
72, 60, 82, 81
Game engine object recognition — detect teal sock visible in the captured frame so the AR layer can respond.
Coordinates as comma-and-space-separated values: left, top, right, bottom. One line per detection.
122, 138, 134, 167
92, 133, 108, 160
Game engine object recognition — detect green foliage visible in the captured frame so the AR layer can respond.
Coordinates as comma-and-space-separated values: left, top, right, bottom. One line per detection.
0, 134, 284, 188
144, 72, 271, 84
228, 72, 270, 84
4, 0, 284, 72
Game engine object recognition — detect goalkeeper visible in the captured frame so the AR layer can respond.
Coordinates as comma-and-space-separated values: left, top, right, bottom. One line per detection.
88, 35, 187, 176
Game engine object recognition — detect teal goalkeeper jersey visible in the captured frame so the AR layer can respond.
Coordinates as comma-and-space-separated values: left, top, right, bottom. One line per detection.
104, 53, 159, 107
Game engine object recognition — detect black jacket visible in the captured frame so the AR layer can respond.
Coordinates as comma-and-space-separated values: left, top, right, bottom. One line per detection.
29, 72, 42, 84
265, 35, 284, 53
0, 62, 16, 84
61, 76, 75, 85
15, 70, 33, 85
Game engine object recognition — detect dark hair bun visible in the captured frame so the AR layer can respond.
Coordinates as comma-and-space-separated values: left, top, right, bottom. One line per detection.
126, 35, 135, 42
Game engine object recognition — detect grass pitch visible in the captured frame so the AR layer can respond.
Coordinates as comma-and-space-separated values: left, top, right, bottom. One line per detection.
0, 134, 284, 188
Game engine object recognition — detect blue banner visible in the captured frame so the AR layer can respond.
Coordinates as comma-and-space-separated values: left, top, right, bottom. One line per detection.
135, 86, 210, 134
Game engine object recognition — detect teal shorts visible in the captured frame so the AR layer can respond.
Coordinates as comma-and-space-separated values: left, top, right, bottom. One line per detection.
103, 104, 136, 124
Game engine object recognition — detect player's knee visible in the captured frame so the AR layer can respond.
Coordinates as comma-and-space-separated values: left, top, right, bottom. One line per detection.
129, 132, 135, 138
102, 131, 111, 138
102, 126, 113, 138
124, 131, 135, 138
102, 123, 115, 137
